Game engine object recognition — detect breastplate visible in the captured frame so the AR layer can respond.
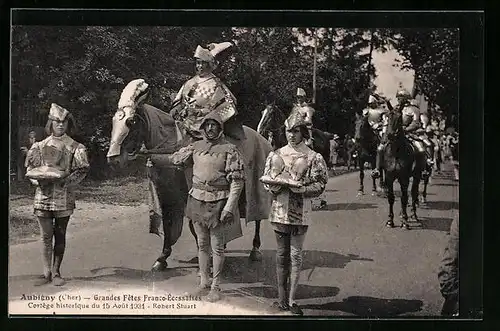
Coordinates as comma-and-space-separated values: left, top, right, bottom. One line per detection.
367, 108, 384, 125
402, 107, 415, 126
192, 149, 228, 185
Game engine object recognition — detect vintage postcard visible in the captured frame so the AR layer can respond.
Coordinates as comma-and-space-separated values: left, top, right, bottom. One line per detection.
9, 9, 473, 318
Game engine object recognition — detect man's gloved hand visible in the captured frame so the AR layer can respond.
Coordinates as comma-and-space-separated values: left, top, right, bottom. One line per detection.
220, 209, 234, 223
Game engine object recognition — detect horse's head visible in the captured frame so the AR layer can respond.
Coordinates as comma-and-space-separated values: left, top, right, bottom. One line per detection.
386, 109, 404, 142
354, 112, 376, 145
107, 79, 149, 169
257, 105, 275, 135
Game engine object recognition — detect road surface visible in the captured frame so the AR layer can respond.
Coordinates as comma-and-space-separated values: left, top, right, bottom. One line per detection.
9, 164, 459, 316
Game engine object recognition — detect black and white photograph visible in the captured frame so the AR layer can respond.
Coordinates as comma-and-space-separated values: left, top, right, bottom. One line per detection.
8, 10, 475, 318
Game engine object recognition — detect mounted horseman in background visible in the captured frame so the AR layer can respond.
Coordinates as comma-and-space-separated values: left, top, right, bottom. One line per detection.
372, 88, 430, 181
293, 88, 315, 147
358, 94, 388, 191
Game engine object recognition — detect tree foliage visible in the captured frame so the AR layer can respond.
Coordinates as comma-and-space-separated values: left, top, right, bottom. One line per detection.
11, 26, 458, 177
390, 28, 459, 127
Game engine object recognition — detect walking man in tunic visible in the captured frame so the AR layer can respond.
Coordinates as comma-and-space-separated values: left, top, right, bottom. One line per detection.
149, 111, 245, 302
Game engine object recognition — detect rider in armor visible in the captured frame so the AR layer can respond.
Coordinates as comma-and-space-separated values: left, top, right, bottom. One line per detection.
398, 88, 431, 176
365, 95, 388, 179
419, 108, 436, 169
170, 42, 245, 142
372, 88, 429, 178
363, 94, 388, 137
293, 88, 315, 147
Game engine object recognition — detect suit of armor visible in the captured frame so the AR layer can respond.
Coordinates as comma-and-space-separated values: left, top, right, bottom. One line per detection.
171, 73, 239, 140
293, 102, 315, 147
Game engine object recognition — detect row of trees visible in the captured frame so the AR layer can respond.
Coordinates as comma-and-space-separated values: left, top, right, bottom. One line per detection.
11, 26, 458, 178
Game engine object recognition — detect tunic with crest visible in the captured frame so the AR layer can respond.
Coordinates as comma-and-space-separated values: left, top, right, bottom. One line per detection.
164, 137, 245, 202
263, 142, 328, 234
25, 134, 89, 215
171, 73, 237, 140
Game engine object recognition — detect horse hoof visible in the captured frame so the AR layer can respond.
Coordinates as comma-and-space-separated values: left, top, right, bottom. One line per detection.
249, 249, 263, 262
386, 221, 394, 228
151, 261, 168, 272
402, 223, 411, 230
357, 191, 364, 196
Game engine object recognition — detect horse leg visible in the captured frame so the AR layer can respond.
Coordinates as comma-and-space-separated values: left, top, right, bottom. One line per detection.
189, 218, 198, 249
152, 208, 178, 272
249, 220, 263, 261
358, 158, 365, 196
399, 176, 411, 230
420, 167, 429, 205
385, 175, 395, 228
379, 169, 386, 194
410, 172, 420, 222
371, 157, 377, 195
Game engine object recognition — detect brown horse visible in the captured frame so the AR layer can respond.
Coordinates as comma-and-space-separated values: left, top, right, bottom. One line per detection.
353, 113, 385, 196
107, 80, 272, 271
382, 109, 426, 230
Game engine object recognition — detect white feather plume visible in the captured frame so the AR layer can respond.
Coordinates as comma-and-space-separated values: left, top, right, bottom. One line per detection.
118, 79, 149, 109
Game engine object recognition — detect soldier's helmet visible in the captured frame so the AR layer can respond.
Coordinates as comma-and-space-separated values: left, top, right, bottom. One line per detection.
396, 88, 411, 98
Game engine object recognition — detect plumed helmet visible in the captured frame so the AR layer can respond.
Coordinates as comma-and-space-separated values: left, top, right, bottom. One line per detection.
296, 88, 306, 97
285, 110, 308, 131
194, 41, 233, 63
396, 88, 411, 98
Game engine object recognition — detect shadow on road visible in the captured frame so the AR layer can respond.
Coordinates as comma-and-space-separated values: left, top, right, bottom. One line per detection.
422, 201, 459, 211
325, 188, 339, 193
230, 284, 340, 301
223, 250, 373, 288
70, 266, 194, 283
301, 295, 423, 317
414, 217, 454, 232
433, 182, 458, 187
319, 203, 378, 211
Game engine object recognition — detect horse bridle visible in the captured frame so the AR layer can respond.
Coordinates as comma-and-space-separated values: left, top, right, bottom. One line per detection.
119, 106, 147, 155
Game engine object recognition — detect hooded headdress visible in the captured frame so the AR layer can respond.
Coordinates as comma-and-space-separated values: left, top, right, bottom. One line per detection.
296, 88, 306, 97
200, 111, 225, 141
200, 110, 224, 129
368, 95, 377, 104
